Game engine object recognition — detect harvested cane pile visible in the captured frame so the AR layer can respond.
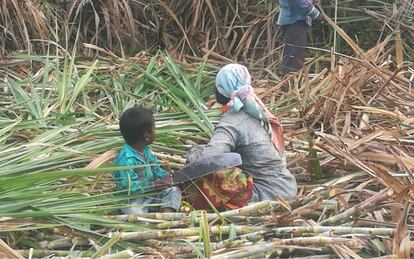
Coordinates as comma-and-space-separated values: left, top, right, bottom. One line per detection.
105, 39, 414, 258
1, 35, 414, 259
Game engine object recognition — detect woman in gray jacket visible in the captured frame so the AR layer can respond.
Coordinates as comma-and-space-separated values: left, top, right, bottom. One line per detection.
188, 64, 297, 202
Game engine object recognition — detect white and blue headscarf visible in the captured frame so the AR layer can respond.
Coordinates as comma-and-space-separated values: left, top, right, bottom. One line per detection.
215, 64, 285, 155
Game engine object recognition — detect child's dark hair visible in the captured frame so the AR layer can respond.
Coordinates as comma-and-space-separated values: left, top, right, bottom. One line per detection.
215, 88, 230, 105
119, 106, 154, 145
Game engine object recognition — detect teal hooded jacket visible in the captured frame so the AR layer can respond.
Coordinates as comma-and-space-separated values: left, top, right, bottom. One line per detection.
112, 144, 168, 195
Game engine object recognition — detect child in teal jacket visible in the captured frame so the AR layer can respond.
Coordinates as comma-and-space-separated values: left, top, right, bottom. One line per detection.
113, 106, 181, 214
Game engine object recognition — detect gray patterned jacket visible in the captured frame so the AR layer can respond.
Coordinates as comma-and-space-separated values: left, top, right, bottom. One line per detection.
188, 110, 297, 201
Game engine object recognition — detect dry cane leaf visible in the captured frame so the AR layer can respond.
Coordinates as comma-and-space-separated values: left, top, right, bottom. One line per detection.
276, 197, 292, 213
86, 149, 118, 169
358, 113, 370, 130
392, 203, 410, 257
398, 234, 411, 259
0, 239, 24, 259
352, 106, 408, 121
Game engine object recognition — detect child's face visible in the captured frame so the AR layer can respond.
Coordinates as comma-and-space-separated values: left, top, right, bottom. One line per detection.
144, 119, 156, 144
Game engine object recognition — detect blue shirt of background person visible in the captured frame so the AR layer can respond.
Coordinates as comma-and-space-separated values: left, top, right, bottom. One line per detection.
277, 0, 320, 26
112, 106, 169, 195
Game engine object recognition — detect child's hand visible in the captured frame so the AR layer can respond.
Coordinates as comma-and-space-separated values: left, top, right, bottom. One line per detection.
154, 174, 172, 186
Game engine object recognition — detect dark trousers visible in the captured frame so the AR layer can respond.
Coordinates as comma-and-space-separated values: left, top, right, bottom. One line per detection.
281, 21, 308, 77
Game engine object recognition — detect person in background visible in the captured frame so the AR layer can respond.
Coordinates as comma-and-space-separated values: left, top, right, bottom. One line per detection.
277, 0, 321, 76
113, 106, 181, 214
187, 64, 297, 203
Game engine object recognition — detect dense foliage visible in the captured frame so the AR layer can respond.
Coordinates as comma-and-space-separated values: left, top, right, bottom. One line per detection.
1, 0, 413, 64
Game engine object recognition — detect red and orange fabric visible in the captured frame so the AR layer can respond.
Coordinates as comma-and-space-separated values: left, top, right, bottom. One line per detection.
185, 168, 253, 210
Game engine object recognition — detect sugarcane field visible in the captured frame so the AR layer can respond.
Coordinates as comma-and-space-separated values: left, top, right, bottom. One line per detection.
1, 0, 414, 258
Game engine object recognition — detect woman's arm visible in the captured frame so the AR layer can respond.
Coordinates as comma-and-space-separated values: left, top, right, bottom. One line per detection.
187, 125, 238, 162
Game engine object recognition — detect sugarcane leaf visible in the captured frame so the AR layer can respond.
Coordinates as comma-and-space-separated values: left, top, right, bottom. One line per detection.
200, 210, 212, 258
307, 130, 324, 180
228, 224, 237, 240
371, 238, 386, 254
64, 60, 99, 114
